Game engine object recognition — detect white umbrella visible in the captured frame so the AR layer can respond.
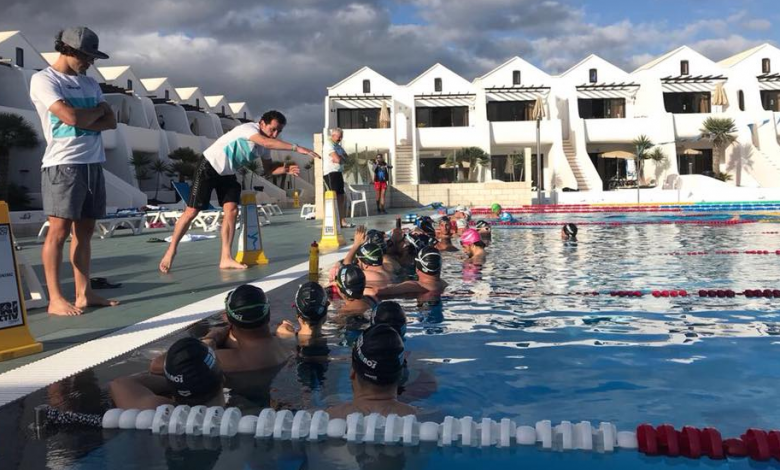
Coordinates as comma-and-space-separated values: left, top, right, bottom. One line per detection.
379, 101, 391, 129
532, 97, 546, 120
712, 82, 728, 107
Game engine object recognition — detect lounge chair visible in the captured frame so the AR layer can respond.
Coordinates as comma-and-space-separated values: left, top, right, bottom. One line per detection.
171, 181, 223, 232
37, 212, 146, 241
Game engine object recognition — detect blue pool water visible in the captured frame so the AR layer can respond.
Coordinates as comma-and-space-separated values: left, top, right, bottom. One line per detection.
3, 212, 780, 469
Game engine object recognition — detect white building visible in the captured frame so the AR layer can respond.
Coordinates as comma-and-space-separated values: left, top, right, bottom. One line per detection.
324, 44, 780, 205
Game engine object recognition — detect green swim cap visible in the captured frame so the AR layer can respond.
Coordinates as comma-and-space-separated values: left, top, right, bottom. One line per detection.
491, 203, 502, 213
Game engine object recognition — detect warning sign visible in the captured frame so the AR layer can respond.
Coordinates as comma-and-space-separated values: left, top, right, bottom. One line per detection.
0, 224, 23, 330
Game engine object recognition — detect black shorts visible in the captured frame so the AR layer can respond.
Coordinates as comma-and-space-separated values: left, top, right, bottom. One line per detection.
188, 158, 241, 210
323, 171, 345, 195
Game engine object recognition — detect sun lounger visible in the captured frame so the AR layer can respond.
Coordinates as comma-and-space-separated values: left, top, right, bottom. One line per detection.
38, 213, 146, 240
171, 181, 223, 232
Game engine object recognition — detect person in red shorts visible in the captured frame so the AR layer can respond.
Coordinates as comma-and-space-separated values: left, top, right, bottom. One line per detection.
372, 154, 391, 214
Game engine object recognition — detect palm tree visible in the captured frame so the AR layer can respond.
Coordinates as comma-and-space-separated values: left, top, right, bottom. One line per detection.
150, 159, 171, 202
167, 147, 201, 182
0, 113, 38, 202
632, 135, 654, 184
129, 152, 153, 188
455, 147, 490, 182
699, 117, 738, 174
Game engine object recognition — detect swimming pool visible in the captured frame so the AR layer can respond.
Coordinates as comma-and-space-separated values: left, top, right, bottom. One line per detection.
3, 211, 780, 469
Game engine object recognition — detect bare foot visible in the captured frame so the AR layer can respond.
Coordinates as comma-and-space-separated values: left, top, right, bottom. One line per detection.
75, 292, 120, 309
219, 258, 248, 270
48, 297, 83, 316
159, 248, 176, 273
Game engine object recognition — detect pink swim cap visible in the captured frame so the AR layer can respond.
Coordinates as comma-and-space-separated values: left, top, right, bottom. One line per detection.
460, 228, 481, 246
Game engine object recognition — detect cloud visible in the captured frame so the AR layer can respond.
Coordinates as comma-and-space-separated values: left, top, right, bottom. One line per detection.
743, 19, 771, 32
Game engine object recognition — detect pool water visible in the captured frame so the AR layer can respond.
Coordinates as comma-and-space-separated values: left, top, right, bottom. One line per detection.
3, 212, 780, 469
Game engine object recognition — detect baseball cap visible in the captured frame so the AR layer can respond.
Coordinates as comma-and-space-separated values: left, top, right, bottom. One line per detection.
164, 337, 222, 403
59, 27, 109, 59
352, 324, 405, 385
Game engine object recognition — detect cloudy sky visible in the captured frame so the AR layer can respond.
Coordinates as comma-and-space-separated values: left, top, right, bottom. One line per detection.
3, 0, 778, 144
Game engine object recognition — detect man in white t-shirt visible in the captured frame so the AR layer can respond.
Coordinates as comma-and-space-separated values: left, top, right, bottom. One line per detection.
159, 110, 320, 273
29, 27, 118, 316
322, 128, 352, 228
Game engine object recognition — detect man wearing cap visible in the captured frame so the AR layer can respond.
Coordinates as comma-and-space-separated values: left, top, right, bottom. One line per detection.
326, 324, 417, 418
29, 27, 118, 316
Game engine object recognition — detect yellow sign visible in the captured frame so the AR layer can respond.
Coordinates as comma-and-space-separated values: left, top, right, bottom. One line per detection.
0, 201, 42, 362
319, 190, 344, 249
293, 190, 301, 208
235, 192, 269, 265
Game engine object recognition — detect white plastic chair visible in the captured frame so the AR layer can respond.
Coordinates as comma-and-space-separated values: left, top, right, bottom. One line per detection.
300, 204, 316, 219
347, 184, 368, 218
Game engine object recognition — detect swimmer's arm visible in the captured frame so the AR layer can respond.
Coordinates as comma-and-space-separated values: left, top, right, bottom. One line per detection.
378, 281, 427, 297
149, 353, 165, 375
249, 134, 320, 158
343, 226, 366, 265
110, 376, 173, 410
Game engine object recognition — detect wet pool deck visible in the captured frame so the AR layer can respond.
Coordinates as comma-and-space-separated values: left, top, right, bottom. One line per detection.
2, 210, 404, 375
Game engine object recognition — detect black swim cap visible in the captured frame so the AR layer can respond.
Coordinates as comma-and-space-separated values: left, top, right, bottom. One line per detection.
475, 220, 490, 230
365, 229, 388, 253
336, 264, 366, 299
415, 245, 442, 275
563, 223, 578, 239
295, 282, 329, 323
416, 216, 436, 237
352, 324, 404, 385
356, 242, 383, 267
225, 284, 271, 328
164, 337, 222, 403
371, 301, 407, 338
405, 232, 435, 253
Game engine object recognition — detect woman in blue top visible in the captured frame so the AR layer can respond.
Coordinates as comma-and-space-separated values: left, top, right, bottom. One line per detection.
372, 154, 391, 214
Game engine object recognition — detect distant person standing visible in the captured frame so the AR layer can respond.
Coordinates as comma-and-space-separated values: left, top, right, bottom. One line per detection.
372, 154, 391, 214
29, 27, 118, 316
323, 128, 353, 228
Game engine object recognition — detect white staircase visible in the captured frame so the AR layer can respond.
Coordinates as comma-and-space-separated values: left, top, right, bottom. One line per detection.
562, 139, 595, 191
393, 145, 414, 184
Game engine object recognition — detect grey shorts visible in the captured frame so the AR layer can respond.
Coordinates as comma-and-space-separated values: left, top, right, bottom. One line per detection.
42, 163, 106, 220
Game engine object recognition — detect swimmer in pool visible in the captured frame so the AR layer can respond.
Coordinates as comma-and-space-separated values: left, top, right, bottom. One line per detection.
491, 203, 502, 218
334, 263, 378, 314
561, 223, 578, 242
459, 228, 487, 264
110, 337, 224, 409
326, 324, 416, 419
435, 216, 458, 252
475, 219, 492, 243
378, 246, 448, 297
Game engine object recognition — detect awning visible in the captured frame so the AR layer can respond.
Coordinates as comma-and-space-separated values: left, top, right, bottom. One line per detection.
661, 75, 726, 93
330, 95, 391, 109
758, 73, 780, 91
415, 93, 476, 107
576, 82, 640, 99
485, 86, 550, 102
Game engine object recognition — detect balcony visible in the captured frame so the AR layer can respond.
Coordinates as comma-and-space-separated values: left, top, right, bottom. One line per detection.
340, 128, 393, 152
489, 120, 556, 146
584, 117, 654, 144
417, 126, 480, 149
673, 114, 710, 140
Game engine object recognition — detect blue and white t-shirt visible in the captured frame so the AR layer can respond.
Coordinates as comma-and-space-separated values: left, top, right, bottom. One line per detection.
29, 67, 106, 168
203, 122, 271, 175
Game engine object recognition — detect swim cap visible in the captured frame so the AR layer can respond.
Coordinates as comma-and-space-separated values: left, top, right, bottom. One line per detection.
455, 218, 468, 229
365, 229, 387, 253
335, 264, 366, 299
460, 228, 481, 246
371, 300, 407, 338
455, 205, 467, 212
499, 211, 514, 222
404, 232, 435, 253
164, 337, 222, 403
225, 284, 270, 328
491, 203, 502, 213
352, 324, 404, 385
475, 220, 490, 230
295, 282, 329, 323
563, 223, 578, 240
415, 216, 436, 237
415, 245, 442, 275
356, 242, 383, 267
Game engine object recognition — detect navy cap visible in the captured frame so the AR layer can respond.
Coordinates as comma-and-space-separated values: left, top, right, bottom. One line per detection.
59, 27, 109, 59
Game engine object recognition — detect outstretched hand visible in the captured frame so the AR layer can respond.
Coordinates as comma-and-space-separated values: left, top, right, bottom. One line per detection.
353, 225, 367, 246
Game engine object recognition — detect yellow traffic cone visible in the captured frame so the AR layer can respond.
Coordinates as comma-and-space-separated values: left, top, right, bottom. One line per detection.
319, 190, 345, 249
235, 192, 269, 265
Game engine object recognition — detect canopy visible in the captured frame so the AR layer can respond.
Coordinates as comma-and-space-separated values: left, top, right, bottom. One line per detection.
600, 150, 634, 159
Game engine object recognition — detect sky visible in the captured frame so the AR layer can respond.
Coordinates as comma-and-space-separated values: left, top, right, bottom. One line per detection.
2, 0, 778, 145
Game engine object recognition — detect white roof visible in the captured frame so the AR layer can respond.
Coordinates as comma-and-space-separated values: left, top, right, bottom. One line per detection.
0, 31, 20, 44
559, 54, 628, 78
632, 46, 689, 73
229, 102, 247, 113
205, 95, 228, 107
477, 56, 549, 81
328, 66, 395, 90
407, 63, 467, 87
98, 66, 130, 80
40, 52, 58, 66
176, 87, 201, 100
140, 77, 170, 92
718, 43, 772, 68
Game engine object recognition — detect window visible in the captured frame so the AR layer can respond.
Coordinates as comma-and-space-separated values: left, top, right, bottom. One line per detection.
663, 92, 710, 113
337, 108, 381, 129
164, 90, 170, 100
762, 58, 771, 74
127, 79, 133, 90
680, 60, 690, 76
416, 106, 468, 127
243, 112, 247, 119
578, 98, 626, 119
15, 47, 23, 67
363, 79, 371, 93
434, 78, 442, 92
512, 70, 521, 85
761, 90, 780, 111
486, 101, 535, 121
589, 68, 598, 83
738, 90, 745, 111
195, 98, 200, 108
221, 105, 226, 115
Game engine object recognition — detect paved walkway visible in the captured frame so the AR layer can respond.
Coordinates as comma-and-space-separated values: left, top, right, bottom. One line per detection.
2, 209, 402, 374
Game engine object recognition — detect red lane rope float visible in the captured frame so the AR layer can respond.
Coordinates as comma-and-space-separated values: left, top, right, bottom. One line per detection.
442, 289, 780, 299
489, 220, 755, 227
638, 424, 780, 461
661, 250, 780, 256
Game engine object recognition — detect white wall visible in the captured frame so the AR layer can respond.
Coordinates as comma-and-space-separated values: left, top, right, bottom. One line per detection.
0, 34, 48, 70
